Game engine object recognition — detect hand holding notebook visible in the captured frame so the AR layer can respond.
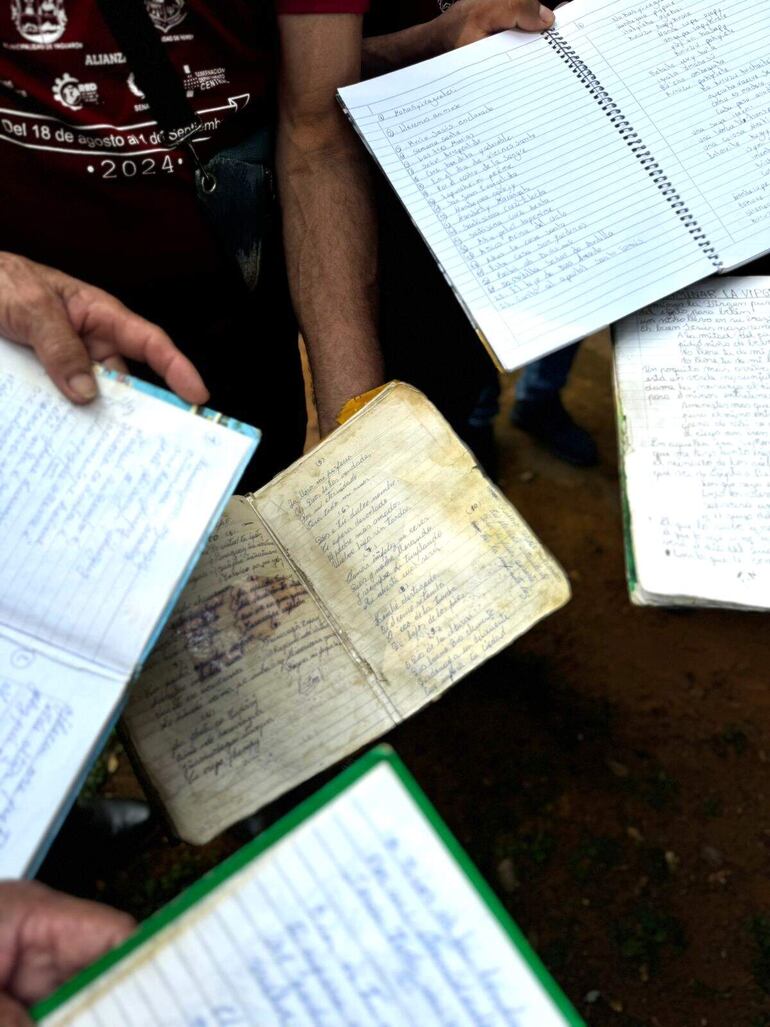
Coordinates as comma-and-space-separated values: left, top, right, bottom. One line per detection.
0, 339, 258, 878
339, 0, 770, 369
32, 748, 585, 1027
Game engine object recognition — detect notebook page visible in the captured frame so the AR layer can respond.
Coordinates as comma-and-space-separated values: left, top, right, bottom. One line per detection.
0, 625, 125, 878
40, 760, 575, 1027
0, 340, 255, 676
339, 27, 712, 370
124, 497, 391, 845
254, 384, 570, 722
556, 0, 770, 271
615, 276, 770, 607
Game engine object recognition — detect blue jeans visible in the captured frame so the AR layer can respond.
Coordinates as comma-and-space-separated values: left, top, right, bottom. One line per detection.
468, 342, 581, 427
515, 342, 581, 403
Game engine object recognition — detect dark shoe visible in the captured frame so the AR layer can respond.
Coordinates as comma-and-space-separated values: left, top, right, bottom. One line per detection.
37, 799, 158, 893
511, 394, 598, 466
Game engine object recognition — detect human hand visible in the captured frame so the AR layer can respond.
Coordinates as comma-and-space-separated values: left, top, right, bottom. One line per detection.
0, 880, 136, 1023
436, 0, 555, 50
0, 252, 209, 405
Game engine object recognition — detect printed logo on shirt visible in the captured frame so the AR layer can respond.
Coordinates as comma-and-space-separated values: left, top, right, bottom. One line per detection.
182, 64, 228, 97
52, 72, 98, 110
127, 71, 149, 111
127, 72, 145, 98
145, 0, 186, 34
11, 0, 67, 44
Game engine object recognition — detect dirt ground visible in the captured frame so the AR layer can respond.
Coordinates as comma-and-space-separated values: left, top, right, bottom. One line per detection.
68, 333, 770, 1027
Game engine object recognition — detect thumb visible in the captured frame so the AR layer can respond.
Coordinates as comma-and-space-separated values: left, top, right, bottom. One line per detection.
509, 0, 555, 31
0, 992, 33, 1026
21, 293, 98, 404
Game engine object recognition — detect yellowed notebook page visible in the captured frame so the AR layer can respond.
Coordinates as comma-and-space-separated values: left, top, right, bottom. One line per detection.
123, 497, 388, 844
254, 383, 570, 721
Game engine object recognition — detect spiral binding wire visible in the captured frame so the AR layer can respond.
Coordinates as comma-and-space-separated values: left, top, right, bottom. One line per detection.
544, 29, 721, 270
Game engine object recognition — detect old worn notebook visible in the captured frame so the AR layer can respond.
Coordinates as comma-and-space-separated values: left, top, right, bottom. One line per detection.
0, 339, 258, 878
614, 276, 770, 608
33, 747, 585, 1027
123, 382, 570, 844
338, 0, 770, 371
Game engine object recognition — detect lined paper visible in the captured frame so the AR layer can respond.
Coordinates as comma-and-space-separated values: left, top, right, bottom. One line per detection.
0, 339, 254, 676
41, 760, 573, 1027
256, 385, 569, 719
556, 0, 770, 271
339, 19, 713, 370
124, 497, 385, 845
0, 626, 124, 877
615, 276, 770, 607
0, 338, 255, 876
126, 385, 568, 843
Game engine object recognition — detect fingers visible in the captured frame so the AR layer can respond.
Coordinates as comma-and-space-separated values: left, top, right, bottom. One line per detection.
101, 355, 130, 375
7, 882, 135, 1005
0, 253, 98, 403
0, 992, 33, 1026
65, 286, 210, 405
448, 0, 554, 48
504, 0, 554, 31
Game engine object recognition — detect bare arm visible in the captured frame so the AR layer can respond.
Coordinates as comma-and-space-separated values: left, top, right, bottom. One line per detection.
363, 0, 554, 77
277, 13, 383, 436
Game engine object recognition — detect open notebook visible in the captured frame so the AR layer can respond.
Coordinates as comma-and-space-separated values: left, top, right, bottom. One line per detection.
121, 383, 570, 844
339, 0, 770, 371
0, 339, 258, 877
33, 747, 585, 1027
614, 276, 770, 608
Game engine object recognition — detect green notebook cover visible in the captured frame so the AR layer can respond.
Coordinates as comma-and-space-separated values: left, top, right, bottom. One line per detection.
33, 746, 585, 1026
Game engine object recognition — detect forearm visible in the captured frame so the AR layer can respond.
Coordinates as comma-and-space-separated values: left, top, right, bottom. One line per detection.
363, 21, 445, 77
277, 116, 383, 435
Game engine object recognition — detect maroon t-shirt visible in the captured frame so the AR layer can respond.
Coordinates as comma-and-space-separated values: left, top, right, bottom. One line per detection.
0, 0, 367, 296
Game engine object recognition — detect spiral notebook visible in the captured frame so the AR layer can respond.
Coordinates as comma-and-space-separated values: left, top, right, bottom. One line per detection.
338, 0, 770, 371
0, 339, 258, 878
33, 747, 585, 1027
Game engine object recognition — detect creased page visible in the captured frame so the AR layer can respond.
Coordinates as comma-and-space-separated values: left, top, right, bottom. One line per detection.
254, 384, 570, 722
339, 24, 712, 370
615, 276, 770, 608
555, 0, 770, 272
0, 626, 125, 878
0, 339, 255, 676
124, 497, 389, 845
40, 760, 578, 1027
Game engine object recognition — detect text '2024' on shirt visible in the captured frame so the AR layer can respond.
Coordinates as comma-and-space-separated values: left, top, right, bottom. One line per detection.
0, 0, 367, 295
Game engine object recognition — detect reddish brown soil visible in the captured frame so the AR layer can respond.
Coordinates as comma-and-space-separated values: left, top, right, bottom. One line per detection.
84, 334, 770, 1027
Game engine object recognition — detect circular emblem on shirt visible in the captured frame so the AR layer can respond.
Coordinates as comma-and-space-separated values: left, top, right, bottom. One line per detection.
11, 0, 67, 44
52, 71, 98, 110
145, 0, 187, 34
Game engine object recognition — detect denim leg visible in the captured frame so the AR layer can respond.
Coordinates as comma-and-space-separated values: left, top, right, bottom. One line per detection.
468, 380, 501, 428
515, 342, 581, 402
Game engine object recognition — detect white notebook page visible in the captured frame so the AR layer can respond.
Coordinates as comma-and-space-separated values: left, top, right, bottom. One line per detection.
0, 625, 124, 878
615, 276, 770, 607
339, 24, 713, 370
0, 340, 254, 675
557, 0, 770, 271
41, 760, 573, 1027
